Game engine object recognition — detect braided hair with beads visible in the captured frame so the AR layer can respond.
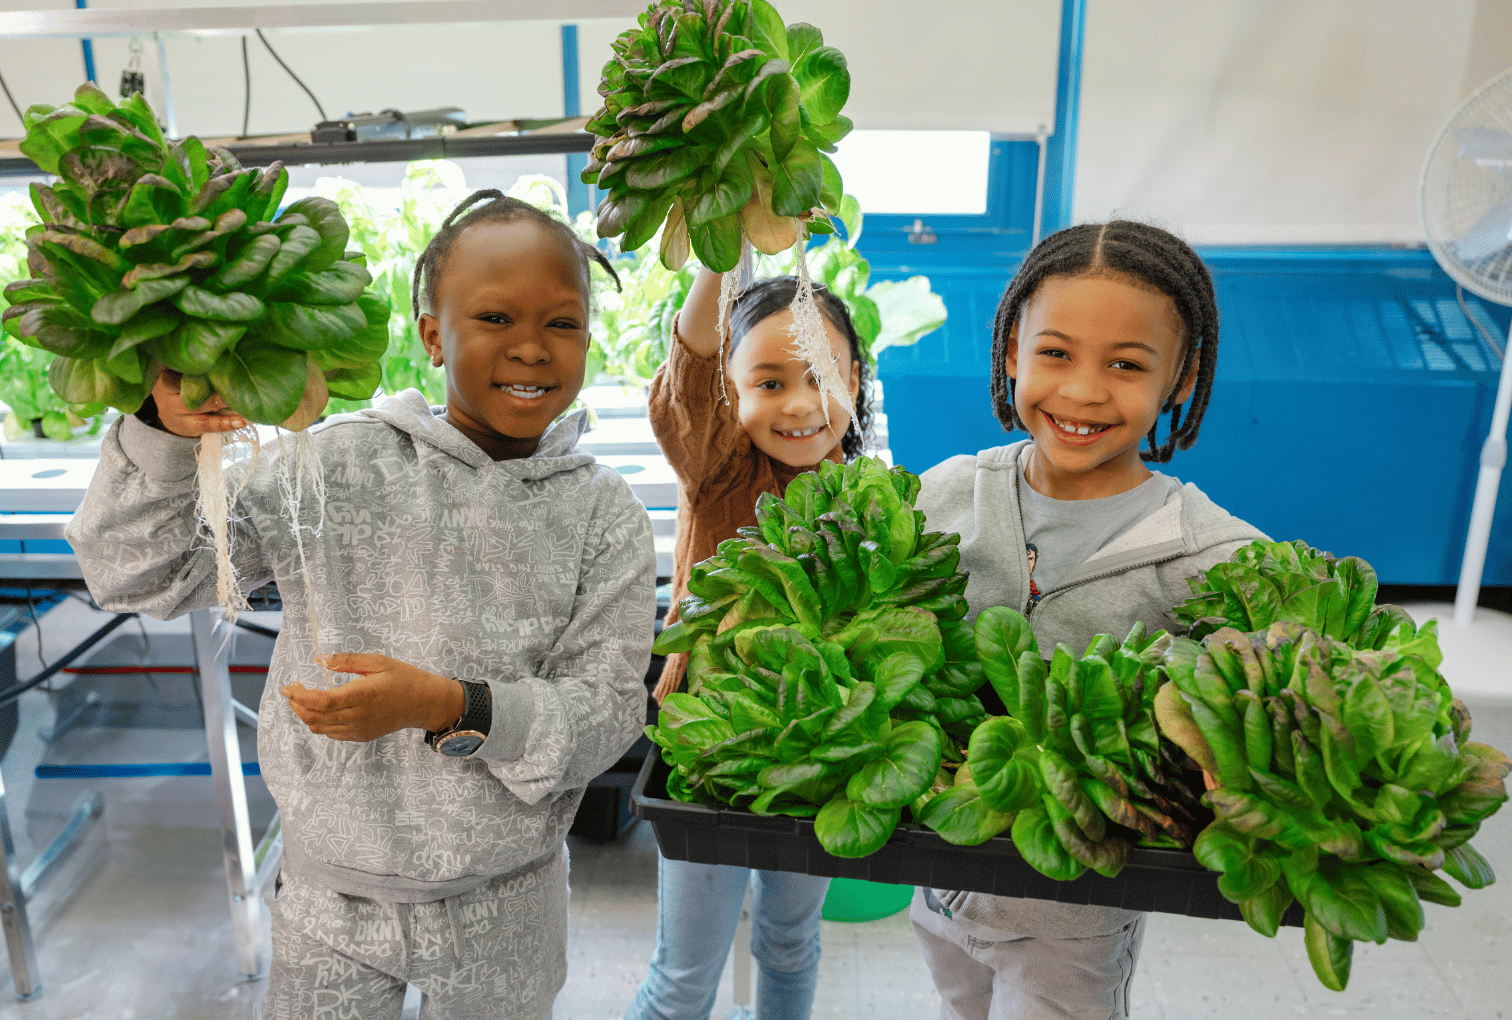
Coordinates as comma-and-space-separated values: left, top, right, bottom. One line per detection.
989, 220, 1219, 463
411, 189, 622, 320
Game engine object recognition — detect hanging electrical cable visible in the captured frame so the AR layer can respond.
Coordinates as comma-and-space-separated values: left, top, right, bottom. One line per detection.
23, 585, 51, 674
255, 27, 326, 121
241, 35, 252, 138
0, 65, 23, 125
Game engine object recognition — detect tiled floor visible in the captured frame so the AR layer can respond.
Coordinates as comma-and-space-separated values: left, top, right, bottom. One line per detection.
0, 597, 1508, 1019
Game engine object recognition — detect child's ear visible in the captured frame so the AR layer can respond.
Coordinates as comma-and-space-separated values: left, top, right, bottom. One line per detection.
1005, 320, 1021, 380
848, 358, 861, 402
418, 313, 444, 367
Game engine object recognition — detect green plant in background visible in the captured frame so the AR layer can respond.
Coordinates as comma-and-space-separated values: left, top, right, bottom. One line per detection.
0, 192, 103, 441
592, 247, 698, 385
591, 194, 947, 389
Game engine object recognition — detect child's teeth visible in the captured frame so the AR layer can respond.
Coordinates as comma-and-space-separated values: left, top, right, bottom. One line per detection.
1053, 415, 1107, 436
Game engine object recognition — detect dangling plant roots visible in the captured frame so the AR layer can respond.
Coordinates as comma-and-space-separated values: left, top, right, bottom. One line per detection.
586, 0, 853, 410
5, 83, 389, 631
195, 428, 259, 618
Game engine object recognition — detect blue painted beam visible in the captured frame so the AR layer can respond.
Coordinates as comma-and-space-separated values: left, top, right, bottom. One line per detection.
37, 762, 262, 778
562, 24, 590, 218
1039, 0, 1085, 237
76, 0, 97, 83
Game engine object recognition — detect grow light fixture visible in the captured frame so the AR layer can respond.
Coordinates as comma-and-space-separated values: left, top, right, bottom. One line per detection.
311, 106, 465, 144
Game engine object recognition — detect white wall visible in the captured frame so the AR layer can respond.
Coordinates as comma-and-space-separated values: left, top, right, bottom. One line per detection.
746, 1, 1059, 134
1074, 0, 1512, 245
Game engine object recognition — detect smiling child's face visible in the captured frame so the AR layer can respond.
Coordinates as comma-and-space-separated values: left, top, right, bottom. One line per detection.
418, 219, 589, 460
727, 308, 860, 468
1007, 273, 1197, 500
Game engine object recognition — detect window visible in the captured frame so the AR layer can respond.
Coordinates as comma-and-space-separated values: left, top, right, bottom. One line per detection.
829, 130, 992, 216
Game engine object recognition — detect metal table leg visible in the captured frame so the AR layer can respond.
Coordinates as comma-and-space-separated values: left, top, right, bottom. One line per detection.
0, 768, 41, 1001
191, 607, 268, 980
0, 776, 103, 1002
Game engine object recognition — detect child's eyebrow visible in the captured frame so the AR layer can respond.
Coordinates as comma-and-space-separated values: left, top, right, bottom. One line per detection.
748, 361, 791, 372
1110, 341, 1161, 355
1035, 330, 1161, 356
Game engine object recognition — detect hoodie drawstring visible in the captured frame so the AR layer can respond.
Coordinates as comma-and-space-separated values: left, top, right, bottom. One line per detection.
392, 901, 409, 978
446, 896, 469, 963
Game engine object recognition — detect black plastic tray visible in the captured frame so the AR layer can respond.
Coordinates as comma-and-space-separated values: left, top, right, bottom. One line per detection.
631, 755, 1304, 926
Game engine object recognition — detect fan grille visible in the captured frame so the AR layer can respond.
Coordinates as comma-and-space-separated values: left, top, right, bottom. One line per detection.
1421, 66, 1512, 307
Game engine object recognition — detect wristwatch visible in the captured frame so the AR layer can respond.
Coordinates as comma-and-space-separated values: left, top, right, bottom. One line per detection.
425, 679, 492, 757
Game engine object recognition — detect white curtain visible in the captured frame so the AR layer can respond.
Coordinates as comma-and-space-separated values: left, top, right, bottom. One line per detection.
1075, 0, 1507, 244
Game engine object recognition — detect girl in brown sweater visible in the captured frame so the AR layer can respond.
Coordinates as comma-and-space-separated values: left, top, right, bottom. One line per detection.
627, 269, 874, 1020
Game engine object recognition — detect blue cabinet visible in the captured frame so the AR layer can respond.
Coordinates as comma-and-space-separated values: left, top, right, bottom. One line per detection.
872, 247, 1512, 585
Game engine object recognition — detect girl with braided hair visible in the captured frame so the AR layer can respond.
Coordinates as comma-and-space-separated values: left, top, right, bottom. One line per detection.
909, 221, 1267, 1020
70, 189, 656, 1018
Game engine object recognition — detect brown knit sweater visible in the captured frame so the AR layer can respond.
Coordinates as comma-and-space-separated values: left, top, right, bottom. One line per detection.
649, 335, 842, 695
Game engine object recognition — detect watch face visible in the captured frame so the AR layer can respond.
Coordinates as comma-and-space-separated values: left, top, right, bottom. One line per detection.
437, 731, 486, 757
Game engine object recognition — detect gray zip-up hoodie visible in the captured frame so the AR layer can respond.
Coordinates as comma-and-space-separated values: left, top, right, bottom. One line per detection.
916, 440, 1268, 938
67, 390, 656, 903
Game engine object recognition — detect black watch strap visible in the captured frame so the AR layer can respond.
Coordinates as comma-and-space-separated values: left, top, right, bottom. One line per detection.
425, 679, 492, 746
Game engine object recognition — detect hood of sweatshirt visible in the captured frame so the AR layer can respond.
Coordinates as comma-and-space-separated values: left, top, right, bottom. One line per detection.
970, 440, 1262, 566
336, 388, 595, 478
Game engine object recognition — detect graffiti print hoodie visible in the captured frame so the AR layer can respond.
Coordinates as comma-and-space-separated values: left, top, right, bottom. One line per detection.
68, 390, 656, 902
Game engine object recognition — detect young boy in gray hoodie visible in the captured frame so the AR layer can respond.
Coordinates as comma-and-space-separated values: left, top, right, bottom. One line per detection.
910, 222, 1267, 1020
66, 193, 655, 1020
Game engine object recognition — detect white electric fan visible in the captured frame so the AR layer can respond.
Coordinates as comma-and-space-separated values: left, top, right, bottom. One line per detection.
1421, 65, 1512, 625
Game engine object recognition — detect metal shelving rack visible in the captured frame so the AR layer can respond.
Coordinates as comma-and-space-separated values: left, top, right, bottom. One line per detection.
0, 131, 593, 178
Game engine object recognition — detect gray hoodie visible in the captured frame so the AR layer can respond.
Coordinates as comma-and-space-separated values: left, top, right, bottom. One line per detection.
67, 390, 656, 903
916, 440, 1268, 938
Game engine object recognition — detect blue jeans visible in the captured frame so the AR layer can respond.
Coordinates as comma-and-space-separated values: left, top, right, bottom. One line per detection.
624, 855, 830, 1020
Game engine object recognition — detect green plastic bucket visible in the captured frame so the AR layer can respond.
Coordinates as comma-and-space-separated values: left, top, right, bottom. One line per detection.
821, 877, 914, 922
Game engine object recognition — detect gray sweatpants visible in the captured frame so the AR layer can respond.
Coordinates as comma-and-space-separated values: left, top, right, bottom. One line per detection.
258, 847, 567, 1020
910, 889, 1145, 1020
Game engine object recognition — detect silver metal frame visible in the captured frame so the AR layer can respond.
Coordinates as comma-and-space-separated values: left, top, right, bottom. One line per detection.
0, 512, 279, 989
0, 776, 104, 1000
0, 515, 110, 1000
0, 1, 642, 39
190, 607, 280, 980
